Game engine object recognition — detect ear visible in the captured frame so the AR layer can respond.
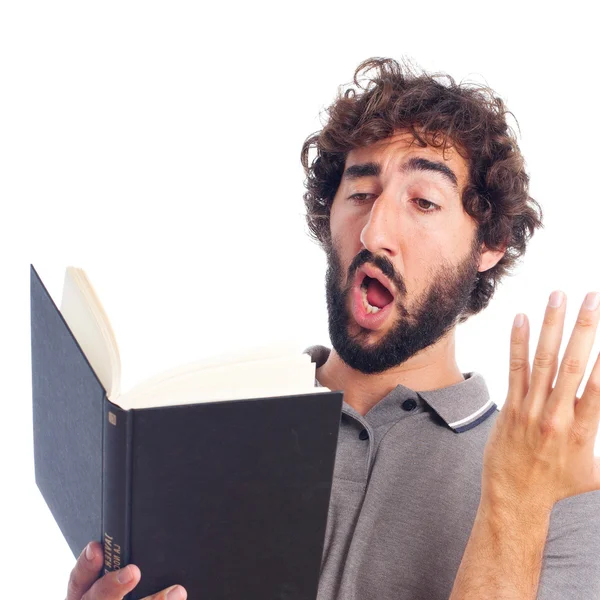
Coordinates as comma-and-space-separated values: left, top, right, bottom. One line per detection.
478, 243, 506, 273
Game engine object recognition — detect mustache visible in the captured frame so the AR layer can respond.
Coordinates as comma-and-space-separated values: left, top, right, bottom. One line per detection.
347, 249, 407, 296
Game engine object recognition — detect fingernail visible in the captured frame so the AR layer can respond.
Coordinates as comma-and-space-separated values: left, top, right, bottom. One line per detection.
117, 566, 133, 584
85, 543, 95, 561
584, 291, 600, 311
166, 586, 186, 600
514, 313, 525, 328
549, 290, 564, 308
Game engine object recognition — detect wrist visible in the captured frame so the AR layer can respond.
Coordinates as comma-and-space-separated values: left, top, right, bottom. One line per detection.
476, 497, 552, 537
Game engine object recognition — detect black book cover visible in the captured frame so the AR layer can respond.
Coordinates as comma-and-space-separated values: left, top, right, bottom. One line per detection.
30, 265, 343, 600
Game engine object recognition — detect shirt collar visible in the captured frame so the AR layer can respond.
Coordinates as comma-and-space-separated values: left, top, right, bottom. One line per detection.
304, 344, 497, 434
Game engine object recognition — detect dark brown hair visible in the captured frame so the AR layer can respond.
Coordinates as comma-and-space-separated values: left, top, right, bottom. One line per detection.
301, 57, 543, 322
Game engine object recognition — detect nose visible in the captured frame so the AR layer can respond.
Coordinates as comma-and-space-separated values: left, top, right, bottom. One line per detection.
359, 193, 400, 257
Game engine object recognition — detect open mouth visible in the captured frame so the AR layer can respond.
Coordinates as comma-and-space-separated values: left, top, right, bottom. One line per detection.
349, 263, 398, 330
360, 275, 395, 313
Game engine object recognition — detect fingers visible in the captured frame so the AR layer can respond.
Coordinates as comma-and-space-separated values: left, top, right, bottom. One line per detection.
549, 291, 600, 421
67, 542, 104, 600
80, 561, 186, 600
67, 541, 186, 600
525, 290, 567, 417
80, 564, 141, 599
507, 312, 530, 408
141, 585, 187, 600
575, 351, 600, 442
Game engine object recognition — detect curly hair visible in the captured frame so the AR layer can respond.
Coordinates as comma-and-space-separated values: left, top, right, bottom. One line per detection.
301, 57, 543, 322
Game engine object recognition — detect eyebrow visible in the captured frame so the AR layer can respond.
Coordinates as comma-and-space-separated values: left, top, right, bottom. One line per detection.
342, 157, 459, 191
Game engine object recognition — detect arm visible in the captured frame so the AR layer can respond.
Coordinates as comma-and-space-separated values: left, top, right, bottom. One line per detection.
449, 501, 550, 600
451, 290, 600, 599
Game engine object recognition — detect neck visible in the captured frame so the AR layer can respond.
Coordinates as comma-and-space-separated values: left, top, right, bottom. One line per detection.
316, 329, 464, 416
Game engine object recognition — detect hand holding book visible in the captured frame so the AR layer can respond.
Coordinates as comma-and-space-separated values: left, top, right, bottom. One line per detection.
66, 541, 186, 600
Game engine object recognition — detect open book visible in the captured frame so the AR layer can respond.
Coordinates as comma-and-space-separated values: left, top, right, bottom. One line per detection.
60, 266, 328, 409
31, 265, 342, 600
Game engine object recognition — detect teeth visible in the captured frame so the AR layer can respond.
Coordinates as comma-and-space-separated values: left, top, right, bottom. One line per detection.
361, 286, 381, 314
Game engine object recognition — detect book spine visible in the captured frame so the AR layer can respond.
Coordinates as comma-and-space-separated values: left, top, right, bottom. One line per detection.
102, 399, 133, 579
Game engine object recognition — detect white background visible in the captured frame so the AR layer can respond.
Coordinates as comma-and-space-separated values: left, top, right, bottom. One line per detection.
1, 1, 599, 597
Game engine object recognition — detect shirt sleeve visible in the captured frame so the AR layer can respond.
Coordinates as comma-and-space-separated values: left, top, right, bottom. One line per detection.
536, 490, 600, 600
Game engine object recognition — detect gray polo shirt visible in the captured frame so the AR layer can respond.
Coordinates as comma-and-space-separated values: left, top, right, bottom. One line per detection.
306, 345, 600, 600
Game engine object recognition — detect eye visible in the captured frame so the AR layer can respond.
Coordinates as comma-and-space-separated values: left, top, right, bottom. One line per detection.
348, 193, 376, 204
413, 198, 441, 213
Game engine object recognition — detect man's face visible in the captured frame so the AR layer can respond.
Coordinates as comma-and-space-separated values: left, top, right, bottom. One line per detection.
325, 130, 483, 374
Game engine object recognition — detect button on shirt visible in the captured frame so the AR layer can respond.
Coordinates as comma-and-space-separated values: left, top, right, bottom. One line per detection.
305, 345, 600, 600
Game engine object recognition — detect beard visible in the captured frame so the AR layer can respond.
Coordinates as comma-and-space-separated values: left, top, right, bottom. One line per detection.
324, 238, 482, 374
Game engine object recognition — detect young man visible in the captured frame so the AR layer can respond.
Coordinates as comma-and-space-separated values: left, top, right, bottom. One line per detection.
65, 58, 600, 600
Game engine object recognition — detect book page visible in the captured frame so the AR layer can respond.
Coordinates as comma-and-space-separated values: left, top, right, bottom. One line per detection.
60, 267, 121, 398
59, 266, 328, 408
119, 354, 323, 409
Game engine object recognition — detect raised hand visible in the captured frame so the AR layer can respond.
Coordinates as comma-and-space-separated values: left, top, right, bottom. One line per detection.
66, 541, 187, 600
481, 290, 600, 516
450, 290, 600, 599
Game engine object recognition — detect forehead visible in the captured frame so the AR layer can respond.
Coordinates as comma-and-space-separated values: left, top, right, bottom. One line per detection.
345, 130, 469, 189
